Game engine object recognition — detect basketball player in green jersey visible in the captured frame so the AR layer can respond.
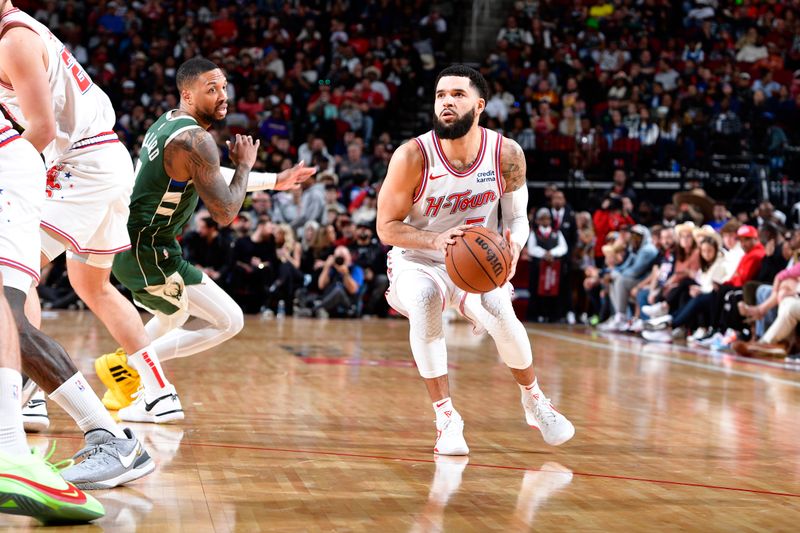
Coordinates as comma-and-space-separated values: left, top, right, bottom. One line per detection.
98, 57, 314, 423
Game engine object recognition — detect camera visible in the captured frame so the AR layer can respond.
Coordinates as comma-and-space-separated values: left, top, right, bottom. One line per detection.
334, 256, 345, 266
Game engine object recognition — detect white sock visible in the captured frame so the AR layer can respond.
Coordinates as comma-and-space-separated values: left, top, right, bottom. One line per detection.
127, 345, 171, 399
0, 368, 29, 456
519, 378, 542, 398
49, 372, 126, 438
433, 397, 459, 426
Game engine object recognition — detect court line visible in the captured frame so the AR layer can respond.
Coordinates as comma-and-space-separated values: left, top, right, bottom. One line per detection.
49, 431, 798, 500
527, 327, 800, 389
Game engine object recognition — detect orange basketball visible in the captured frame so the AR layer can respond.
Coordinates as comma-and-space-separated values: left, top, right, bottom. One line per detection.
445, 226, 512, 294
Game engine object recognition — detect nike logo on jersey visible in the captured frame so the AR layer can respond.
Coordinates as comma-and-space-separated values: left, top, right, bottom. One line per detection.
430, 173, 448, 180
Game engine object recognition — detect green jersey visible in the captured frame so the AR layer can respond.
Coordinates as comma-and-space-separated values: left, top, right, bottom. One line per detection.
113, 110, 205, 313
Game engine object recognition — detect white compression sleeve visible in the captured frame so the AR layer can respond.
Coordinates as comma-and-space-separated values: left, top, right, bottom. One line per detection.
462, 288, 533, 370
501, 185, 530, 250
395, 271, 449, 379
219, 166, 277, 192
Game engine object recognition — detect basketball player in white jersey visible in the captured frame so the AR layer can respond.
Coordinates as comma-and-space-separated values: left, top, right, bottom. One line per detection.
0, 1, 158, 488
0, 115, 105, 522
377, 65, 574, 454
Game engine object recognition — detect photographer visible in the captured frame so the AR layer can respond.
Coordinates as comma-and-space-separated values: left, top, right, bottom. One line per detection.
312, 246, 364, 318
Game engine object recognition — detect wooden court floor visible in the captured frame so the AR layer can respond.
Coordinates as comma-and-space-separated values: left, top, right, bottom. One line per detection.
2, 311, 800, 532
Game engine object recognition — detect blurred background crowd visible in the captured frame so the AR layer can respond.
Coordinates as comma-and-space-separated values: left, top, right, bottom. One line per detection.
25, 0, 800, 348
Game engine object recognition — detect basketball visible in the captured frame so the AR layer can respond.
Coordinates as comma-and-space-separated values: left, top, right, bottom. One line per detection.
446, 226, 512, 293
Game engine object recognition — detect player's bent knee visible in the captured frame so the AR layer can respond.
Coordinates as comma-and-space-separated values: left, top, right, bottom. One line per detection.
228, 306, 245, 336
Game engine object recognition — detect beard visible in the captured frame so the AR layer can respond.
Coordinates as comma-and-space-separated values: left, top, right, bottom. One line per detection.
433, 107, 475, 140
196, 103, 227, 125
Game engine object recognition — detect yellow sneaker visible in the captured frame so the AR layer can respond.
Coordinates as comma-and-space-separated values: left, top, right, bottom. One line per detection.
94, 348, 140, 411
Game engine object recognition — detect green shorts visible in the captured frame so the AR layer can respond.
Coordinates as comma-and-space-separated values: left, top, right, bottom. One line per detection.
113, 248, 203, 315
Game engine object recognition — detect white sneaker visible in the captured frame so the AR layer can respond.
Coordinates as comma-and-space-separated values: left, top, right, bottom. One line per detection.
628, 318, 645, 333
688, 327, 709, 342
646, 314, 673, 329
118, 385, 184, 424
566, 312, 576, 325
642, 329, 672, 343
22, 390, 49, 433
597, 314, 625, 332
642, 302, 668, 318
671, 326, 686, 340
522, 391, 575, 446
697, 331, 722, 346
434, 414, 469, 456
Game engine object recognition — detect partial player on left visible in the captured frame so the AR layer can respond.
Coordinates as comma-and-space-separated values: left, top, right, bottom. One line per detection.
0, 112, 104, 523
0, 1, 155, 490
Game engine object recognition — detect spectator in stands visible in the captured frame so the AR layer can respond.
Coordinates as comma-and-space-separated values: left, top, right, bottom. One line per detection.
598, 225, 659, 332
228, 218, 278, 314
266, 224, 303, 315
349, 223, 388, 317
630, 226, 675, 331
496, 16, 533, 47
527, 208, 568, 323
642, 222, 701, 325
642, 231, 727, 343
593, 196, 635, 266
291, 174, 327, 231
696, 225, 766, 347
182, 216, 232, 286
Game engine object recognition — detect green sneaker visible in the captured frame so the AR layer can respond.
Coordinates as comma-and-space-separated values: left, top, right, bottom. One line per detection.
0, 447, 105, 524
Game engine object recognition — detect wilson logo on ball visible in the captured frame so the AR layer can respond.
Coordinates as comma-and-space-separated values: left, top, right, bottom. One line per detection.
474, 236, 504, 276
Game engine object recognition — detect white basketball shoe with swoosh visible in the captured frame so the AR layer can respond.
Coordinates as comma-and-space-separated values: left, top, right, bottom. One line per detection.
118, 385, 184, 424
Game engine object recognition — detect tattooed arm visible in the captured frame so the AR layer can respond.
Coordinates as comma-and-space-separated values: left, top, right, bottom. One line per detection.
499, 137, 530, 279
164, 131, 259, 226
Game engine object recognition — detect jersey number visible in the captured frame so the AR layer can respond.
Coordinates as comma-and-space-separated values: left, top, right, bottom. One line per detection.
60, 47, 92, 94
465, 217, 486, 226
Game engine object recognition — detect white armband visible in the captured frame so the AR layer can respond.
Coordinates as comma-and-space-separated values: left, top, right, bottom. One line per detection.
500, 185, 529, 250
220, 166, 278, 192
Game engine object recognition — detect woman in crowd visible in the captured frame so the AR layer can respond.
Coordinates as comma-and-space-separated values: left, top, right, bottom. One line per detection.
642, 222, 700, 322
642, 230, 727, 343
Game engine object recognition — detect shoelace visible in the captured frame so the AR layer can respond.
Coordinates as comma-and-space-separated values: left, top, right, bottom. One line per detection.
73, 442, 121, 467
529, 395, 558, 426
38, 441, 75, 473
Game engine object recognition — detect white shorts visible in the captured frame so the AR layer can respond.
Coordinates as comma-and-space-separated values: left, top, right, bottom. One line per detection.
0, 131, 45, 292
40, 135, 134, 268
385, 249, 514, 319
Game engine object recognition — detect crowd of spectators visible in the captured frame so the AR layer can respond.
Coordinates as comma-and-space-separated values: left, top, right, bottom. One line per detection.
524, 175, 800, 359
27, 1, 800, 348
482, 0, 800, 181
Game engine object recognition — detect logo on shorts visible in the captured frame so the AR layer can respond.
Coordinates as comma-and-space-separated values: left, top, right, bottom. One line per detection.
163, 281, 183, 301
46, 164, 65, 199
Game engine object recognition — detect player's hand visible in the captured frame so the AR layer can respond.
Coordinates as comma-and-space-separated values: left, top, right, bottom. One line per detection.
226, 134, 260, 170
275, 161, 317, 191
504, 228, 523, 280
433, 224, 472, 254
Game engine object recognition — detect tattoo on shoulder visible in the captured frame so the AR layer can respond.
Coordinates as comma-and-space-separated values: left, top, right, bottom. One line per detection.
500, 138, 526, 192
164, 128, 219, 182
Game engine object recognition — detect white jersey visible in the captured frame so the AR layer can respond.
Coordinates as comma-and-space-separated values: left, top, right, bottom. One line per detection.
396, 127, 504, 263
0, 7, 115, 164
